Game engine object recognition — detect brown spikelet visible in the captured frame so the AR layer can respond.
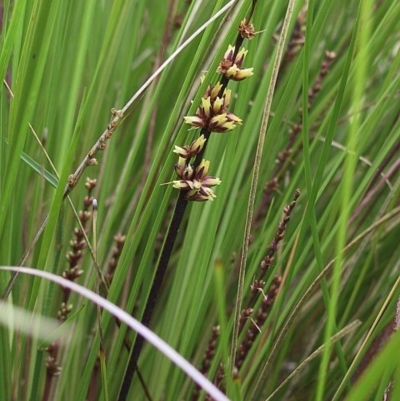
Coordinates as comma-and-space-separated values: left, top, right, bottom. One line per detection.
106, 233, 126, 285
44, 178, 96, 401
235, 275, 282, 370
191, 325, 220, 401
235, 190, 300, 371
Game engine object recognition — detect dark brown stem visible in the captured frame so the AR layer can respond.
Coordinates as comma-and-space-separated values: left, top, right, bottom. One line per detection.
118, 122, 214, 400
117, 191, 188, 401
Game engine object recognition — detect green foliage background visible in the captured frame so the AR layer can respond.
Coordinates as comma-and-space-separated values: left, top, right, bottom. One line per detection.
1, 0, 400, 400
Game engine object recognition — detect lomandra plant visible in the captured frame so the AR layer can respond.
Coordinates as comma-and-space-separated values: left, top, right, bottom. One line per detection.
1, 0, 400, 401
118, 12, 256, 400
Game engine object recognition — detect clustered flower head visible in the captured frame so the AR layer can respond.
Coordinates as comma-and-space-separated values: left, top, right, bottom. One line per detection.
168, 38, 255, 201
184, 83, 242, 133
238, 18, 256, 39
173, 134, 206, 159
173, 159, 221, 202
217, 45, 254, 81
169, 135, 221, 202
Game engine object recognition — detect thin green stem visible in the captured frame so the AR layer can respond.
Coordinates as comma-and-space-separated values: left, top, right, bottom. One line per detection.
230, 0, 296, 374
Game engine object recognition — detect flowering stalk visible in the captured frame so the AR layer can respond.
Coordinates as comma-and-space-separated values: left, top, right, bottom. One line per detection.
118, 11, 256, 401
43, 178, 96, 401
228, 190, 299, 382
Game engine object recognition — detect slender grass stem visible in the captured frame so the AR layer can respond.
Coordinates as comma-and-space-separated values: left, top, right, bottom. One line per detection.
230, 0, 296, 373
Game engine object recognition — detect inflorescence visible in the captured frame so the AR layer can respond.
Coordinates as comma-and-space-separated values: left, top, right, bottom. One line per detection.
167, 38, 254, 202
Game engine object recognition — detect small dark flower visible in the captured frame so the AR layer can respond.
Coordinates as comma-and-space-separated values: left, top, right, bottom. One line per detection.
171, 159, 221, 202
238, 18, 256, 39
217, 45, 254, 81
184, 84, 242, 132
174, 156, 194, 180
173, 134, 206, 158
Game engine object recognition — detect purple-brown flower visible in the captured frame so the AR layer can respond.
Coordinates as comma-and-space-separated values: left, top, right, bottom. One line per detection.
173, 135, 206, 159
238, 18, 256, 39
184, 84, 242, 133
217, 45, 254, 81
172, 158, 221, 202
